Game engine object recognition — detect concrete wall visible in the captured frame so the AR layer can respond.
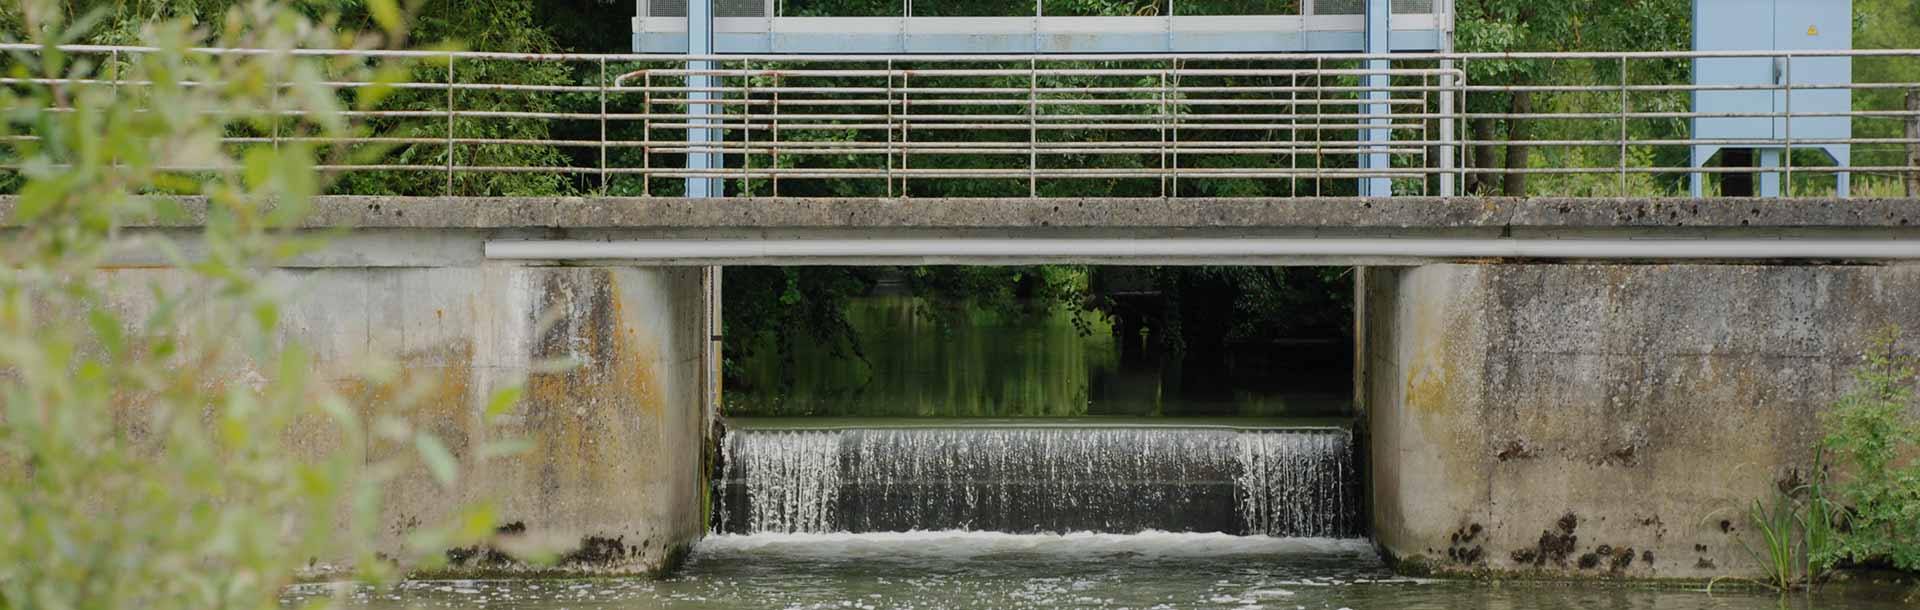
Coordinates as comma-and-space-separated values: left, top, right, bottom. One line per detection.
1364, 263, 1920, 579
95, 263, 711, 575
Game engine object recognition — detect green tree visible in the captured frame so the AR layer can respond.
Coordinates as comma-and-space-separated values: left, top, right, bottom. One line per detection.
1855, 0, 1920, 193
0, 1, 518, 607
1455, 0, 1689, 196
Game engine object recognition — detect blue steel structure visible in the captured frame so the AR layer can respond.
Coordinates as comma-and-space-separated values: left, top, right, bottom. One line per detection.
1690, 0, 1852, 198
642, 0, 1448, 198
633, 0, 1450, 55
687, 0, 723, 198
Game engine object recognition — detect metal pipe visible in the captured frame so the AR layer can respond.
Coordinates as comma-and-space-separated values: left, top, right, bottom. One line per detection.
484, 237, 1920, 262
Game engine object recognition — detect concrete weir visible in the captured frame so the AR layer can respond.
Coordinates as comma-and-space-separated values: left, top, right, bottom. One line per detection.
1361, 264, 1920, 579
95, 264, 713, 575
14, 195, 1920, 579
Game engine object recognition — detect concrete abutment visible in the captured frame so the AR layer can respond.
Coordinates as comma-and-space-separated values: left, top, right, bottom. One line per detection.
96, 263, 714, 575
1362, 263, 1920, 579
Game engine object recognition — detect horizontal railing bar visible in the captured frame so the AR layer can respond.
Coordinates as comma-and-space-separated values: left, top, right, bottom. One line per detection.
11, 43, 1920, 197
20, 41, 1920, 62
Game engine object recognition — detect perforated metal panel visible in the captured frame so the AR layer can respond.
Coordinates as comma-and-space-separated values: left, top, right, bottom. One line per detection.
1313, 0, 1364, 15
649, 0, 687, 17
1391, 0, 1432, 14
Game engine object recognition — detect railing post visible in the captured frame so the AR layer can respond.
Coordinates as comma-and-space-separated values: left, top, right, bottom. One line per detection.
741, 60, 753, 196
1438, 58, 1455, 197
1159, 65, 1170, 198
772, 71, 782, 198
643, 70, 653, 196
446, 54, 456, 196
1312, 58, 1323, 197
1908, 89, 1920, 197
886, 59, 896, 198
1781, 54, 1792, 198
1619, 56, 1629, 199
1289, 70, 1299, 197
1458, 57, 1469, 194
1029, 58, 1038, 199
901, 69, 911, 198
1172, 58, 1183, 197
1420, 72, 1430, 195
599, 58, 609, 193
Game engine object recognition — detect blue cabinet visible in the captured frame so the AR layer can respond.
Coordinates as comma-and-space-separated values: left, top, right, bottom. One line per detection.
1691, 0, 1852, 197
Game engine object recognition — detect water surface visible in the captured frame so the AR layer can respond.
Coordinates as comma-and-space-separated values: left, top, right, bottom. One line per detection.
288, 532, 1911, 610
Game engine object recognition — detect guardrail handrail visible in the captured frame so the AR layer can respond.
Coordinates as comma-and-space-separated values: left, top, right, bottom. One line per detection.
6, 44, 1920, 199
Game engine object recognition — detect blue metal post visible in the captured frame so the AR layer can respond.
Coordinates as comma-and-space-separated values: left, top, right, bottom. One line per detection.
1362, 0, 1392, 197
688, 0, 724, 197
1759, 148, 1782, 197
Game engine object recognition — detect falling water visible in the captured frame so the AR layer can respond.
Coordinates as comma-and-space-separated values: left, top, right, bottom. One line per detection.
715, 424, 1359, 537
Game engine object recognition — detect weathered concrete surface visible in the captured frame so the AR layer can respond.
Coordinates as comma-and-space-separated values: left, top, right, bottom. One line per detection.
22, 196, 1920, 268
94, 264, 709, 574
11, 196, 1920, 235
1363, 264, 1920, 580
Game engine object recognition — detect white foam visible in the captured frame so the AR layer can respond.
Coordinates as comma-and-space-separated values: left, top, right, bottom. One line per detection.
695, 531, 1373, 560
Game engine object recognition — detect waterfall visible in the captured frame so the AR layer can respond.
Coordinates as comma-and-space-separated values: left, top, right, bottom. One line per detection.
715, 425, 1360, 537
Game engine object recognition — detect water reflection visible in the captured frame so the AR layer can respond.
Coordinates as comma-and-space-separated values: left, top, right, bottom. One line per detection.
727, 295, 1350, 418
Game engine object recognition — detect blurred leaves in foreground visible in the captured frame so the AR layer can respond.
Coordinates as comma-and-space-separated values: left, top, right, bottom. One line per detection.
0, 1, 526, 608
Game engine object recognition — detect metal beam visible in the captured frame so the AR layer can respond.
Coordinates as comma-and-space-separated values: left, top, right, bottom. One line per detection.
1362, 0, 1392, 198
687, 0, 724, 197
632, 16, 1449, 54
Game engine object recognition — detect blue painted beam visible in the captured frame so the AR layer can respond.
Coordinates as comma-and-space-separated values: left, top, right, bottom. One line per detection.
687, 0, 724, 198
1361, 0, 1391, 198
633, 29, 1446, 55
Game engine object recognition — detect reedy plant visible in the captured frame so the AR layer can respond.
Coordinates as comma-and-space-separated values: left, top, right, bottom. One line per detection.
1708, 449, 1848, 592
0, 1, 523, 608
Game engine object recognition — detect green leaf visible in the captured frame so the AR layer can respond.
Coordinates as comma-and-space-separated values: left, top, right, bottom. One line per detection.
87, 309, 124, 358
483, 387, 523, 424
368, 0, 405, 37
415, 433, 458, 487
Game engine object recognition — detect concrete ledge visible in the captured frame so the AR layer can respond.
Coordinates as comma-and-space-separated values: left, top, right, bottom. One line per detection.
11, 196, 1920, 232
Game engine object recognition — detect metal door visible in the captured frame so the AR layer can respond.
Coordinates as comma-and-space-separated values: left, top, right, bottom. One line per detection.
1773, 0, 1852, 162
1693, 0, 1778, 148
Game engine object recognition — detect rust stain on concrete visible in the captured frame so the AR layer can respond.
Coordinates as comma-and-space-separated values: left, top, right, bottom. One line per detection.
522, 270, 666, 503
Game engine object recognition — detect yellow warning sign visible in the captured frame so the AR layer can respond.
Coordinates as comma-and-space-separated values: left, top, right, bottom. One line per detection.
1808, 25, 1819, 36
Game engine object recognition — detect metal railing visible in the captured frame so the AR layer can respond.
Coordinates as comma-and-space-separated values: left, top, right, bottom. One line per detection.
6, 44, 1920, 198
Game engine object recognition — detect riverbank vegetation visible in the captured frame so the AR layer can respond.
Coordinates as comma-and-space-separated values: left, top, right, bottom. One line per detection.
1818, 329, 1920, 575
1722, 328, 1920, 591
0, 1, 528, 607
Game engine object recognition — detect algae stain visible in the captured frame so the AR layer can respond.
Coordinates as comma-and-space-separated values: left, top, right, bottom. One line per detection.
1403, 299, 1456, 415
522, 270, 668, 497
1406, 362, 1452, 414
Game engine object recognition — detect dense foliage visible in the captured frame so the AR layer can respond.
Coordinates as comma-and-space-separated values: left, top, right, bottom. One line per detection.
1818, 329, 1920, 573
0, 1, 524, 607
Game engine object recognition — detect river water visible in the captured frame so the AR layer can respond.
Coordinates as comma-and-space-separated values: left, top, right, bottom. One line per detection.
287, 531, 1910, 610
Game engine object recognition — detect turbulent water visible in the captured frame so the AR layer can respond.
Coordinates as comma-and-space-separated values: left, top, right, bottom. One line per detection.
715, 425, 1359, 537
287, 532, 1915, 610
283, 422, 1914, 610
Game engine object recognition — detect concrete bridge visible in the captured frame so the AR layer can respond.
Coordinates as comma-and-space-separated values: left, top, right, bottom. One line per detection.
14, 42, 1920, 578
27, 193, 1920, 578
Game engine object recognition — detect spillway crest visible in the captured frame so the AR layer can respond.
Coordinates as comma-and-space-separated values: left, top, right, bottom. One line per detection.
714, 426, 1360, 537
